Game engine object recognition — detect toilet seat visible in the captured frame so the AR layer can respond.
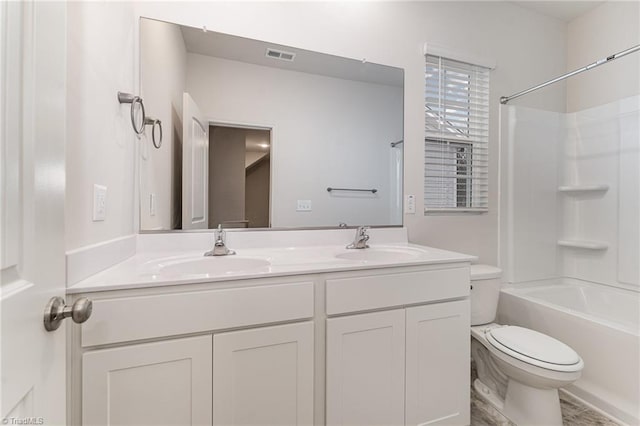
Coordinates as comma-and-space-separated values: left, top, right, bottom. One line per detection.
485, 326, 583, 372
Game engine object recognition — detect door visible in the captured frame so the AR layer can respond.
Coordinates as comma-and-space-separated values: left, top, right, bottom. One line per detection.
326, 310, 405, 426
82, 335, 213, 425
1, 1, 67, 423
213, 322, 314, 426
182, 92, 209, 229
405, 300, 470, 426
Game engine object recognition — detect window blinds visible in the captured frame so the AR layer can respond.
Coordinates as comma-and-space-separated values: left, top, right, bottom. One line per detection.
424, 54, 490, 212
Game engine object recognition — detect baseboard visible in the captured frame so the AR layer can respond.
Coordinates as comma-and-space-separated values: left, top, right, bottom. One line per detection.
560, 387, 632, 426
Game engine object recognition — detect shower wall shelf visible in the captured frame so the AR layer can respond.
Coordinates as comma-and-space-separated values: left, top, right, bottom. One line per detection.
558, 185, 609, 193
557, 240, 609, 250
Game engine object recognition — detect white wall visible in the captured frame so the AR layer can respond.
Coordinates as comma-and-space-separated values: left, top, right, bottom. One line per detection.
66, 2, 136, 250
66, 2, 568, 263
139, 18, 187, 230
567, 1, 640, 112
186, 54, 402, 227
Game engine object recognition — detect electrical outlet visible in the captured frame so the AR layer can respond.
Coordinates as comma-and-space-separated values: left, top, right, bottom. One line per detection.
93, 184, 107, 221
405, 194, 416, 214
296, 200, 312, 212
150, 193, 157, 216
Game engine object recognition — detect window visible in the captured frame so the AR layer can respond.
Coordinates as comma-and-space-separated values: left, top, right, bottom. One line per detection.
424, 54, 490, 212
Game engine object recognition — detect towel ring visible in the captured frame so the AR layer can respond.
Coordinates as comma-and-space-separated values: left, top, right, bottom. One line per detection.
144, 117, 163, 149
117, 92, 146, 135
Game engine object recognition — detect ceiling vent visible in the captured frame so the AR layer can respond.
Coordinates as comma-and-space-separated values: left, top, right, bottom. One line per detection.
265, 48, 296, 62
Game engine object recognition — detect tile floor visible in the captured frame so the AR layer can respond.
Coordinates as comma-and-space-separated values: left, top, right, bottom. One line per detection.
470, 362, 620, 426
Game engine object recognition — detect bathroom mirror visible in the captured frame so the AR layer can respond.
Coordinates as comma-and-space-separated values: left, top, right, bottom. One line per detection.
139, 17, 404, 231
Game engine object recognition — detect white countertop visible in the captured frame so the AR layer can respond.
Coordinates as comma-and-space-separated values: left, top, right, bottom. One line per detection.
67, 242, 475, 294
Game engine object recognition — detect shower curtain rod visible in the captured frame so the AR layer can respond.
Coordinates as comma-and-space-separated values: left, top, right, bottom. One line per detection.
500, 44, 640, 104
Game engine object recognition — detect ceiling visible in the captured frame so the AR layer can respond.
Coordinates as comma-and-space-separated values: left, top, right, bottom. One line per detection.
511, 1, 605, 22
180, 25, 404, 87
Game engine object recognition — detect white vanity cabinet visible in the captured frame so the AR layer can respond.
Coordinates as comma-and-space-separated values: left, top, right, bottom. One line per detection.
71, 260, 471, 426
326, 310, 406, 425
213, 322, 314, 425
405, 300, 470, 426
75, 278, 316, 426
325, 267, 470, 426
82, 335, 213, 425
81, 322, 315, 426
325, 301, 470, 426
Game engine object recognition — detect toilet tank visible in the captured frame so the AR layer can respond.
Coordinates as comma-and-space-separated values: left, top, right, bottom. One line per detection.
470, 264, 502, 326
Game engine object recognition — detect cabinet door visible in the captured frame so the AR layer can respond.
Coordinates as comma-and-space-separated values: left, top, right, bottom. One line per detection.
406, 300, 470, 426
326, 310, 405, 426
213, 321, 314, 426
83, 335, 212, 425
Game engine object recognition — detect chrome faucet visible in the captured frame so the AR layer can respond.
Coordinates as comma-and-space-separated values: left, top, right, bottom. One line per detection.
204, 224, 236, 256
346, 226, 370, 249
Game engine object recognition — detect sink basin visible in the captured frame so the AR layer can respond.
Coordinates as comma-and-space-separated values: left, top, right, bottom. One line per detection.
155, 256, 271, 277
335, 247, 422, 262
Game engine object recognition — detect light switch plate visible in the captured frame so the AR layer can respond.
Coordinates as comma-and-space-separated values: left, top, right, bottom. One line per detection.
405, 194, 416, 214
296, 200, 312, 212
93, 184, 107, 221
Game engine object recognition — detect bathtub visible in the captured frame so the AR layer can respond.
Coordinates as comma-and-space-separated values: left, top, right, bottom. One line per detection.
497, 278, 640, 425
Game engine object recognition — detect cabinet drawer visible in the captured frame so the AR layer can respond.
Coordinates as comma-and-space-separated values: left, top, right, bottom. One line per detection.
326, 267, 469, 315
81, 281, 314, 347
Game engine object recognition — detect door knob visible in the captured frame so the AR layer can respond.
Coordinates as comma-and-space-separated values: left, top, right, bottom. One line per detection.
44, 296, 93, 332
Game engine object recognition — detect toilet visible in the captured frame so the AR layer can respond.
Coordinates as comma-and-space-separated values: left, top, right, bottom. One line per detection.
469, 265, 584, 426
